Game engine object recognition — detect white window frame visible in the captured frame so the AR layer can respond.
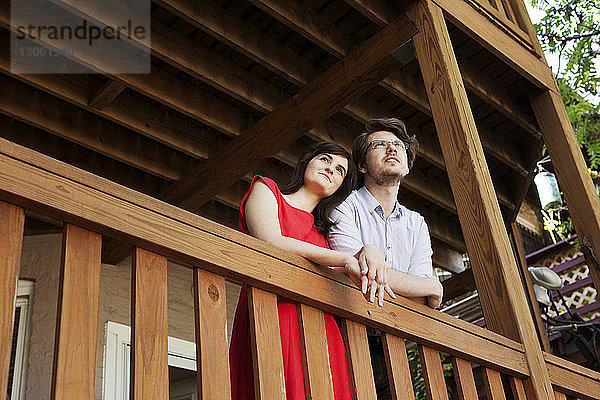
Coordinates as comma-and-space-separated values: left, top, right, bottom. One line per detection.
10, 280, 35, 400
102, 321, 197, 400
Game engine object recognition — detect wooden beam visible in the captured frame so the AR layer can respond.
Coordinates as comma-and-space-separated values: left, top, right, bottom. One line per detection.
156, 0, 531, 177
441, 269, 475, 302
530, 88, 600, 298
51, 225, 102, 400
0, 202, 24, 398
433, 0, 555, 90
0, 76, 191, 182
432, 241, 465, 273
510, 221, 550, 352
88, 80, 126, 110
162, 15, 417, 209
407, 1, 555, 399
131, 248, 169, 399
0, 138, 530, 377
341, 320, 377, 399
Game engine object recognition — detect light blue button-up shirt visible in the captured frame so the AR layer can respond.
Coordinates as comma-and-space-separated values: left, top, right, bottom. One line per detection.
328, 186, 434, 278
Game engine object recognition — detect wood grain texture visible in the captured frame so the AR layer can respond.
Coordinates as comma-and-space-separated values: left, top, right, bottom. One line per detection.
418, 345, 448, 400
407, 2, 555, 399
163, 14, 417, 210
509, 377, 527, 400
193, 268, 231, 399
341, 319, 377, 400
530, 88, 600, 296
87, 80, 126, 110
382, 333, 415, 400
131, 248, 169, 400
553, 392, 567, 400
0, 138, 531, 377
297, 304, 334, 399
511, 222, 550, 351
451, 357, 478, 400
0, 202, 24, 398
432, 0, 555, 90
51, 224, 101, 400
248, 287, 286, 400
544, 352, 600, 399
482, 368, 507, 400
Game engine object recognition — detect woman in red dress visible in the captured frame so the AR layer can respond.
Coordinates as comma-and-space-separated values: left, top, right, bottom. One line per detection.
229, 142, 361, 400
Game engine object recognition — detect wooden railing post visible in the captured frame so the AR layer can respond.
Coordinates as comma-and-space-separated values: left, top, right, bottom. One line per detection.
530, 88, 600, 293
406, 0, 555, 399
0, 202, 25, 397
131, 248, 169, 400
51, 224, 102, 400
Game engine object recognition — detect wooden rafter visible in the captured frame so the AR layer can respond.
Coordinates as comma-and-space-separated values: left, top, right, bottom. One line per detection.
161, 14, 418, 209
87, 80, 126, 110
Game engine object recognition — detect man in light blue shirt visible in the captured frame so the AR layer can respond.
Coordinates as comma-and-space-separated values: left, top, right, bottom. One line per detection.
329, 118, 443, 308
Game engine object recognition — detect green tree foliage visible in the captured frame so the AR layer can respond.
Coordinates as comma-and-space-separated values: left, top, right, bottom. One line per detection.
531, 0, 600, 100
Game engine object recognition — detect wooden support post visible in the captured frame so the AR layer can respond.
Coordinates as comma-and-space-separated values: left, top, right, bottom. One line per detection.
248, 287, 286, 399
382, 333, 415, 400
511, 222, 551, 351
131, 248, 169, 400
51, 224, 102, 400
406, 1, 555, 399
193, 268, 231, 399
297, 304, 335, 399
0, 202, 24, 398
341, 319, 377, 400
530, 88, 600, 293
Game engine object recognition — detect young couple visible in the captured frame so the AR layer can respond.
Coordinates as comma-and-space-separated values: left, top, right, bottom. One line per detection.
230, 118, 443, 399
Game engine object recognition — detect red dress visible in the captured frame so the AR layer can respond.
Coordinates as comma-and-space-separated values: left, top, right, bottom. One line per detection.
229, 176, 352, 400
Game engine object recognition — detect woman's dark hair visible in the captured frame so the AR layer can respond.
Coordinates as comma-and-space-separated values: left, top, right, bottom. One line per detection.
353, 118, 419, 175
281, 142, 357, 235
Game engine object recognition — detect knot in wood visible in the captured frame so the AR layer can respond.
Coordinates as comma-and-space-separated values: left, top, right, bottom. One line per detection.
207, 284, 219, 302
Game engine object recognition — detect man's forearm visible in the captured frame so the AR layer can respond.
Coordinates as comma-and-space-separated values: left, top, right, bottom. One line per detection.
386, 269, 441, 298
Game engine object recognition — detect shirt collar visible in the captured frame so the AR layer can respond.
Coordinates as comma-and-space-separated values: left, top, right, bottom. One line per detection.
357, 186, 403, 219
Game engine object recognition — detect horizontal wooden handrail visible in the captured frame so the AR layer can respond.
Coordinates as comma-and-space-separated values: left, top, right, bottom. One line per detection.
0, 137, 531, 376
544, 352, 600, 398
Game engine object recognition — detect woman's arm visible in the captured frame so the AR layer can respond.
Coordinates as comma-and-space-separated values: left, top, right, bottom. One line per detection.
244, 180, 354, 268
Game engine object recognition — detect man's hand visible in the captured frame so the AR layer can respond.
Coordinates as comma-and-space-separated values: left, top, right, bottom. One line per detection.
426, 277, 443, 309
357, 245, 396, 306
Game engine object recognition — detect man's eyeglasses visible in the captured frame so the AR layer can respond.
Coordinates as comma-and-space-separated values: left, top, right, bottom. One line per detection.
368, 139, 406, 151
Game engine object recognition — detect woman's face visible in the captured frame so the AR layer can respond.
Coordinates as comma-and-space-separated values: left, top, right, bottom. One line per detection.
303, 153, 349, 198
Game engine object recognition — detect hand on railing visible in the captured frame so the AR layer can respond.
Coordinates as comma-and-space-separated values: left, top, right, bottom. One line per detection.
357, 244, 396, 307
426, 277, 444, 309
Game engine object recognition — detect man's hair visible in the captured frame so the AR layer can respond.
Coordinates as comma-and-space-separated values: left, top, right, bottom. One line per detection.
281, 141, 358, 235
352, 118, 419, 173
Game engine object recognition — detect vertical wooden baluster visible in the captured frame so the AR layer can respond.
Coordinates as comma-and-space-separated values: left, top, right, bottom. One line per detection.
298, 304, 334, 399
248, 287, 286, 399
131, 248, 169, 400
553, 391, 567, 400
509, 377, 527, 400
382, 333, 415, 400
418, 345, 449, 400
451, 357, 478, 400
51, 224, 101, 400
483, 368, 507, 400
341, 319, 377, 400
0, 202, 25, 397
193, 268, 231, 399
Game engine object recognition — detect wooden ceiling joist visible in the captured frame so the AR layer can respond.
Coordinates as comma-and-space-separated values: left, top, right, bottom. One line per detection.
88, 80, 126, 110
162, 14, 418, 209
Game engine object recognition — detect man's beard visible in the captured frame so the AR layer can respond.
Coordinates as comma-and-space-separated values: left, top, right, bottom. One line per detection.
368, 169, 405, 186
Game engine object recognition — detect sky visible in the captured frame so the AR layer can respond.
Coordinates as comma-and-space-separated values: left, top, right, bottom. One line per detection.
525, 1, 600, 105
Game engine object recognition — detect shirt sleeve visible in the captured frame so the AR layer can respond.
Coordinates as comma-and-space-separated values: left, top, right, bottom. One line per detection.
406, 216, 434, 278
327, 202, 364, 256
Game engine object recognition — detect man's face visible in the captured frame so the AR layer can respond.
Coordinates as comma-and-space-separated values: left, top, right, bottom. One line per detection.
361, 131, 409, 186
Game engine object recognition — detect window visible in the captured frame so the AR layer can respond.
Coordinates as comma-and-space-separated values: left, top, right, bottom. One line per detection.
7, 280, 34, 400
102, 321, 197, 400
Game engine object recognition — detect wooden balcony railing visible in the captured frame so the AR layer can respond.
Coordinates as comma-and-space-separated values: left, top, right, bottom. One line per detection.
1, 138, 599, 399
